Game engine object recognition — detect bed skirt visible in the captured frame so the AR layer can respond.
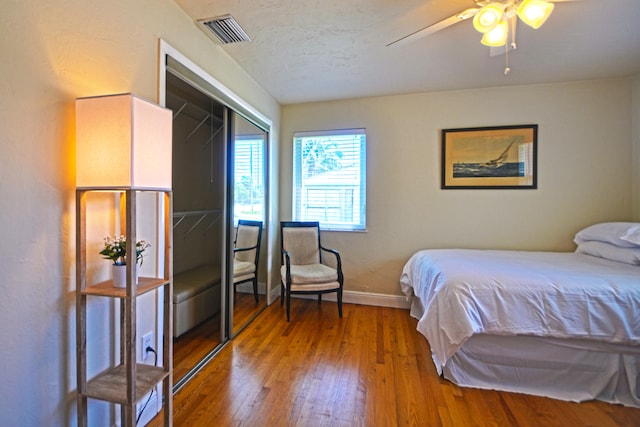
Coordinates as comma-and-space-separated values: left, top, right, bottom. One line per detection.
444, 334, 640, 407
410, 298, 640, 407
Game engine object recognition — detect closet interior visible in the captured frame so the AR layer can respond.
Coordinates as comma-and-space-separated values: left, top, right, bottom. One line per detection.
166, 71, 268, 387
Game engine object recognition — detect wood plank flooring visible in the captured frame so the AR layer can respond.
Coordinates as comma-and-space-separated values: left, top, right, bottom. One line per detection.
150, 299, 640, 426
173, 292, 265, 383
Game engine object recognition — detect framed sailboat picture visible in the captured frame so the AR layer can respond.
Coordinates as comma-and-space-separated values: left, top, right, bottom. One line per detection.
441, 124, 537, 189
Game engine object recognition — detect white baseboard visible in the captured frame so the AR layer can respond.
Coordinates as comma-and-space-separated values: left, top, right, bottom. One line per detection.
342, 290, 411, 309
269, 286, 410, 310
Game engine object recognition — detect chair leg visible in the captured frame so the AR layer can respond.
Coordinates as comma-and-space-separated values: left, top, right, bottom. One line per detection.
286, 287, 291, 322
280, 283, 284, 306
252, 278, 258, 304
337, 288, 343, 318
318, 294, 322, 304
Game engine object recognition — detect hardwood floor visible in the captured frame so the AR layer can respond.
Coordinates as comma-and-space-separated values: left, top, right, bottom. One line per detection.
173, 291, 266, 383
151, 299, 640, 426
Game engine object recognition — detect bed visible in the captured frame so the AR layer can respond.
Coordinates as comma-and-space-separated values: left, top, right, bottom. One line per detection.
400, 222, 640, 407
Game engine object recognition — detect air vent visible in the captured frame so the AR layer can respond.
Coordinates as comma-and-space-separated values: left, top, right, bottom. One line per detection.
198, 15, 251, 44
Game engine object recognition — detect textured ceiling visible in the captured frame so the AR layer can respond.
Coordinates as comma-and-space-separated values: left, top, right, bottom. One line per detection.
174, 0, 640, 105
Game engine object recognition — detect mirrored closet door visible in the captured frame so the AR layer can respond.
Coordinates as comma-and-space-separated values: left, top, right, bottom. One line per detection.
165, 67, 269, 389
167, 72, 225, 386
229, 113, 268, 336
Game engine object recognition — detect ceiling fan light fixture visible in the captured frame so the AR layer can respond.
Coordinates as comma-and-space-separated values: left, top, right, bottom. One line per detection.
481, 19, 509, 46
473, 3, 505, 33
516, 0, 555, 29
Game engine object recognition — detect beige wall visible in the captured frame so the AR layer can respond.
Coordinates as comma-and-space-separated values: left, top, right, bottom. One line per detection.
633, 75, 640, 218
281, 78, 636, 296
0, 1, 279, 426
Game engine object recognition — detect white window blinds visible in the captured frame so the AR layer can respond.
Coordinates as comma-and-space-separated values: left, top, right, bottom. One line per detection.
293, 129, 366, 231
234, 136, 265, 224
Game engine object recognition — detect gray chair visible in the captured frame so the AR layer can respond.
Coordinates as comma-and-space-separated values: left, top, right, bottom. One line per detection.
233, 220, 263, 303
280, 221, 343, 321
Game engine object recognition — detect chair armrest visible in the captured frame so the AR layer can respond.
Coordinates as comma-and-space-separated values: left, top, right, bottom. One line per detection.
281, 248, 291, 282
233, 244, 257, 253
320, 246, 343, 282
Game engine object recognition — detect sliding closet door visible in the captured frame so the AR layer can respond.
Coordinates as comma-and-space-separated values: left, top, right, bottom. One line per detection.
228, 112, 268, 336
167, 72, 226, 386
163, 59, 270, 390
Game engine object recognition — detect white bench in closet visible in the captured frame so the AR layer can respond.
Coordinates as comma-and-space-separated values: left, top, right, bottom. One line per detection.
172, 264, 221, 338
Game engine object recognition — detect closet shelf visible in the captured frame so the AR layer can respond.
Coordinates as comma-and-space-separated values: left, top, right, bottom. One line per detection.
168, 92, 223, 146
173, 209, 221, 238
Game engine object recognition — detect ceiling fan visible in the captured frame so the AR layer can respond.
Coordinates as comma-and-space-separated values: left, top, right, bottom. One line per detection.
387, 0, 578, 73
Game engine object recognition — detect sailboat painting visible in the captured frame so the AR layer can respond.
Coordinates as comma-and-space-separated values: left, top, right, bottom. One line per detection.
441, 125, 537, 189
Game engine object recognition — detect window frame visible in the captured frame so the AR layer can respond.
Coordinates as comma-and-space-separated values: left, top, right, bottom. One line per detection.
292, 128, 366, 232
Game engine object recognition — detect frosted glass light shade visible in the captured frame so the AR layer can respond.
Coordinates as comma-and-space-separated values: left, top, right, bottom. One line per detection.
481, 19, 508, 46
473, 3, 504, 33
76, 93, 172, 190
517, 0, 554, 29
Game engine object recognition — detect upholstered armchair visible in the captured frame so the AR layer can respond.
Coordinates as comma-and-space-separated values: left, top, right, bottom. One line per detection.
280, 221, 344, 321
233, 220, 263, 303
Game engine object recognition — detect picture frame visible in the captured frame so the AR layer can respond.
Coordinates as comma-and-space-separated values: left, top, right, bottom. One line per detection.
441, 124, 538, 189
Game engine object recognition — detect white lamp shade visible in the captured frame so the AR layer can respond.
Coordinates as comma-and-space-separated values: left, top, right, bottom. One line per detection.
76, 93, 172, 190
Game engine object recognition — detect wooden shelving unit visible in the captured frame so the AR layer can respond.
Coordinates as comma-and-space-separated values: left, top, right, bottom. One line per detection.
76, 188, 173, 427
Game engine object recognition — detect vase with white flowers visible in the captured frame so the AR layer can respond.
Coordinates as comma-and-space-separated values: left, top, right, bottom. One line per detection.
99, 235, 150, 288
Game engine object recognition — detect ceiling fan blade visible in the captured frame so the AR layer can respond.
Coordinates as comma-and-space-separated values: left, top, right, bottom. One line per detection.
386, 8, 478, 48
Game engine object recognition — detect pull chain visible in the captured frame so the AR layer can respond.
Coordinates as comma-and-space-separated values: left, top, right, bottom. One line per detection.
504, 15, 517, 75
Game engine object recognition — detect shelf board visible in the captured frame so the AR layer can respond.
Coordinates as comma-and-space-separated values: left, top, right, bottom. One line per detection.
82, 277, 170, 298
84, 364, 169, 404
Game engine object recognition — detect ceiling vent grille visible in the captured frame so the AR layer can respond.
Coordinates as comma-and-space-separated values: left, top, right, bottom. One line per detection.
198, 15, 251, 44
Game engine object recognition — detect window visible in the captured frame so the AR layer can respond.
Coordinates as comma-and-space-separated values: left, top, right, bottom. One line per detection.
293, 129, 366, 231
234, 135, 265, 224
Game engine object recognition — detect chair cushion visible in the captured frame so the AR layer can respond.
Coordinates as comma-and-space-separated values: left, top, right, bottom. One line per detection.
281, 263, 337, 285
289, 281, 340, 292
233, 259, 256, 277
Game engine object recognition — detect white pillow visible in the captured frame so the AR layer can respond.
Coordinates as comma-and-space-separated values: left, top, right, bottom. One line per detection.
576, 240, 640, 265
574, 222, 640, 248
621, 225, 640, 246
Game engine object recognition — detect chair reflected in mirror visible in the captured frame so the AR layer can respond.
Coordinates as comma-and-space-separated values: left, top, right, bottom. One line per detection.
280, 221, 344, 321
233, 220, 263, 303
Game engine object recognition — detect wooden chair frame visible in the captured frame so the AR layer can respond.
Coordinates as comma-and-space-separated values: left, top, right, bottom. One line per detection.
234, 219, 263, 303
280, 221, 344, 321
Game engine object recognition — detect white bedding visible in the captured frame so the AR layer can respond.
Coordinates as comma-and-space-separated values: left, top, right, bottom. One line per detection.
399, 249, 640, 371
